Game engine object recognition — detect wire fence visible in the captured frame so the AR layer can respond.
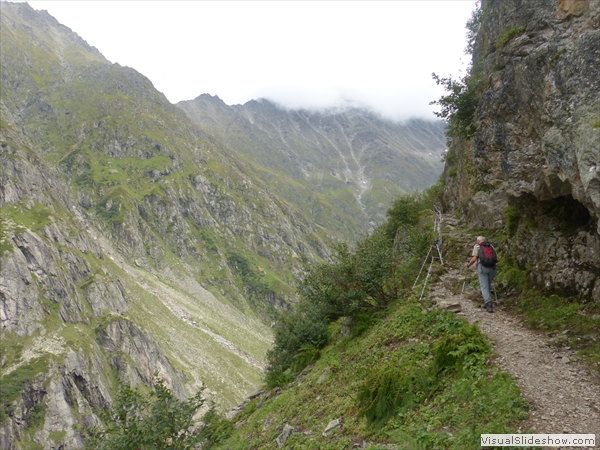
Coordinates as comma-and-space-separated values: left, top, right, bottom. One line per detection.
413, 205, 445, 301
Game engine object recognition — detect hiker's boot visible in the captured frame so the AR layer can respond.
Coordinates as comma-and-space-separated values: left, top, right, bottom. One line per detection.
485, 303, 493, 313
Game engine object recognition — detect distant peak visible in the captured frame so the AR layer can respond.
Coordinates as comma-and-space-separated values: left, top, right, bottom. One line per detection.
244, 98, 276, 107
194, 93, 222, 101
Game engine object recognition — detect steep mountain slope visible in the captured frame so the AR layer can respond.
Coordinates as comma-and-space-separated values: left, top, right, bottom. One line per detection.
0, 4, 274, 447
179, 95, 446, 227
0, 3, 446, 449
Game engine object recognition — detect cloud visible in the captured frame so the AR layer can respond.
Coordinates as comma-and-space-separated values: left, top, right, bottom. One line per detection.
251, 85, 440, 122
27, 1, 477, 121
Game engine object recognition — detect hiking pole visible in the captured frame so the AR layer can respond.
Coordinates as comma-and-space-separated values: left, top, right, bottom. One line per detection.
459, 269, 468, 302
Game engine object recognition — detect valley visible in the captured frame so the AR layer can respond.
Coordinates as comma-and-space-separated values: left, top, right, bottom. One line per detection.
0, 2, 446, 447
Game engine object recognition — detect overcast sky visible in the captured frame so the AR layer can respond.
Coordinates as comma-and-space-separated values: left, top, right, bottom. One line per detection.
26, 1, 476, 122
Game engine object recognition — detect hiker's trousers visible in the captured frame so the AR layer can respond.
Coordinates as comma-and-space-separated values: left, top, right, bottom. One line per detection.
477, 264, 496, 305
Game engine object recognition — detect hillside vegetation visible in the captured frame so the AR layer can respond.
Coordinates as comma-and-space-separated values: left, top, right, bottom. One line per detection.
80, 182, 599, 449
212, 189, 598, 449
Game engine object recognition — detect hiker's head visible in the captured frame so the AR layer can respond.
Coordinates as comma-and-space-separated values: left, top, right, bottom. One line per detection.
477, 236, 486, 244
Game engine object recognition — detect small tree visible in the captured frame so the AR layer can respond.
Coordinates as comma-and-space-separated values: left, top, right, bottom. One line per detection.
465, 0, 483, 56
430, 73, 480, 141
385, 194, 425, 240
265, 300, 329, 387
85, 378, 209, 450
298, 228, 399, 322
430, 0, 483, 141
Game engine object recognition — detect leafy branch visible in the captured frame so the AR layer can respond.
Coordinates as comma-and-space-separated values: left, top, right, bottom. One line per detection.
84, 377, 232, 450
430, 1, 483, 141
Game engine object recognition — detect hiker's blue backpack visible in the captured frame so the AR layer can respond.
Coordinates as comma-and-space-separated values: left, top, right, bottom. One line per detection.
478, 242, 498, 267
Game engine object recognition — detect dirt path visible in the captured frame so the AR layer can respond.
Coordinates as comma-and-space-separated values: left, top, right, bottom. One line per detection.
426, 215, 600, 448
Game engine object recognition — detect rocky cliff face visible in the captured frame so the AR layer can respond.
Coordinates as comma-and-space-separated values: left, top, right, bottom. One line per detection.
0, 94, 191, 449
0, 3, 287, 448
442, 0, 600, 301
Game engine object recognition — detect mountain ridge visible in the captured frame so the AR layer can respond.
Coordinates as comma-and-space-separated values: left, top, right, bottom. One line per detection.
178, 94, 446, 227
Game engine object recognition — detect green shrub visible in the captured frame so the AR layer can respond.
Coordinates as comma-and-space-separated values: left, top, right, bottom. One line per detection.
264, 367, 295, 390
299, 227, 400, 322
385, 189, 439, 263
264, 301, 329, 387
357, 366, 440, 429
84, 377, 207, 450
433, 323, 491, 376
385, 185, 441, 237
291, 344, 321, 373
199, 407, 235, 450
0, 357, 49, 423
385, 195, 425, 240
350, 312, 378, 338
430, 72, 481, 141
358, 368, 414, 428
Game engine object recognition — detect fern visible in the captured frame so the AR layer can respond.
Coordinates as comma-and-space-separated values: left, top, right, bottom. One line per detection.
357, 365, 441, 428
291, 344, 322, 373
435, 324, 491, 375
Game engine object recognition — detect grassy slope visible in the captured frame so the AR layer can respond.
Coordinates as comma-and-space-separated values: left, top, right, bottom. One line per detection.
216, 204, 535, 449
218, 299, 530, 450
211, 188, 600, 448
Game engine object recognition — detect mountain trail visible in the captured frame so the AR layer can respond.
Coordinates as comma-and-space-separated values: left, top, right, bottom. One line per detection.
425, 215, 600, 447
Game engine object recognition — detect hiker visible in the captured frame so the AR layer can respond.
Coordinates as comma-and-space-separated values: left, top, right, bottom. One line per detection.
466, 236, 499, 313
